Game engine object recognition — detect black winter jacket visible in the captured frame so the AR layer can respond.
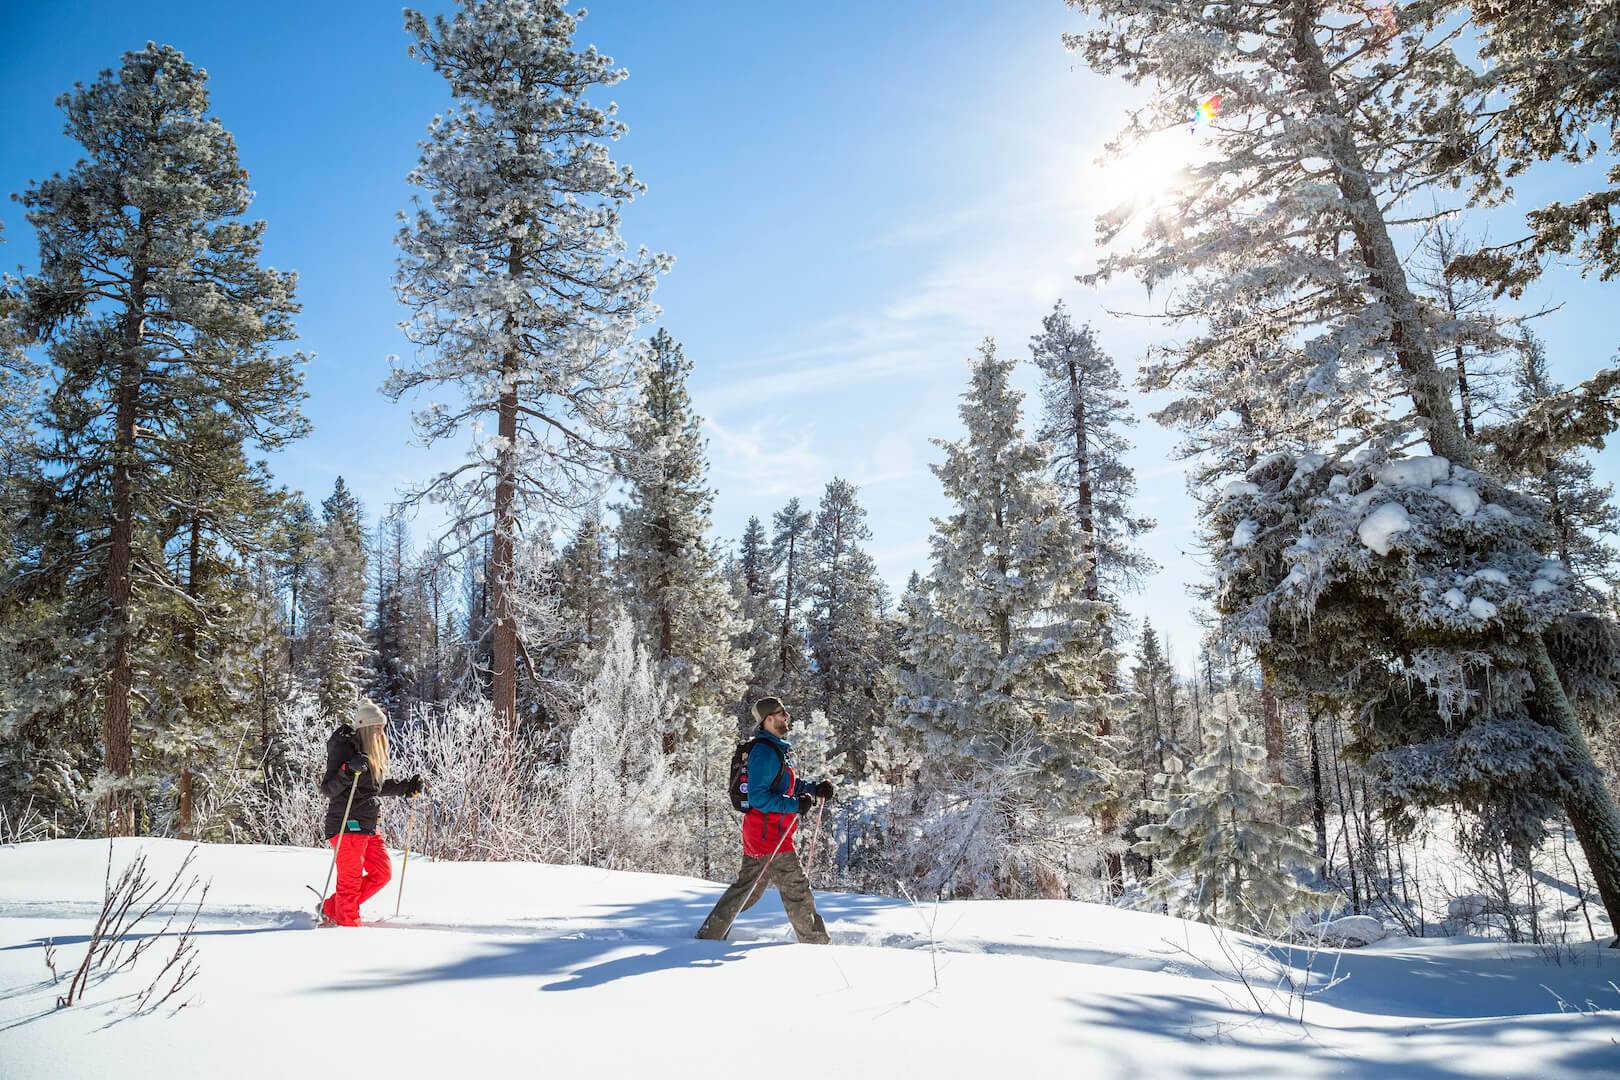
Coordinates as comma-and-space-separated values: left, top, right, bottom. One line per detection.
320, 724, 410, 838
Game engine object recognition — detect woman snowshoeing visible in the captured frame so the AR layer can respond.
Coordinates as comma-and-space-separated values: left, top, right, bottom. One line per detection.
318, 699, 424, 926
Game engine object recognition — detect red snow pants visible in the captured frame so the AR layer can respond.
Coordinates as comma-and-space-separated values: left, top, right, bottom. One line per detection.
323, 832, 391, 926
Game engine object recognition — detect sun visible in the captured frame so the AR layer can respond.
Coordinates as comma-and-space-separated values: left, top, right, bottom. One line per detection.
1089, 128, 1198, 217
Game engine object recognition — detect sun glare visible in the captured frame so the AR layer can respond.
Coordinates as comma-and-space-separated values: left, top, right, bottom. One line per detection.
1089, 129, 1197, 216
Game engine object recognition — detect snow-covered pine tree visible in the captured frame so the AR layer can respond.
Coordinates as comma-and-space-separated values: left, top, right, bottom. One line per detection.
804, 477, 885, 777
1411, 221, 1510, 440
1031, 301, 1155, 603
563, 612, 679, 872
770, 497, 813, 691
371, 513, 415, 722
729, 515, 779, 735
614, 329, 747, 753
1135, 694, 1321, 934
1029, 301, 1149, 892
18, 45, 307, 833
304, 480, 371, 722
1460, 0, 1620, 292
146, 407, 290, 838
555, 506, 613, 681
1496, 331, 1620, 592
1068, 0, 1620, 940
389, 0, 668, 735
897, 339, 1116, 897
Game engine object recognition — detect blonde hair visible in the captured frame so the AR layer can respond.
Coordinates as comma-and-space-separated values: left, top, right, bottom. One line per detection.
358, 725, 390, 783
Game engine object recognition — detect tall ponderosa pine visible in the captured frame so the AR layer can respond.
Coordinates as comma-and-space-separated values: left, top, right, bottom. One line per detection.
897, 340, 1116, 894
1067, 0, 1620, 936
389, 0, 667, 735
614, 329, 747, 751
804, 477, 885, 776
19, 45, 306, 833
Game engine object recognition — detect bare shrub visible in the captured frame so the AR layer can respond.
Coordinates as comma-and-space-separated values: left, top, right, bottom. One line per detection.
55, 843, 208, 1014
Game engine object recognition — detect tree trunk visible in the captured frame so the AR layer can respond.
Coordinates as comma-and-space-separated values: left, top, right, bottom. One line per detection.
104, 263, 147, 837
1260, 665, 1286, 786
490, 242, 523, 737
1068, 357, 1099, 602
1307, 712, 1329, 863
1528, 635, 1620, 944
778, 531, 797, 679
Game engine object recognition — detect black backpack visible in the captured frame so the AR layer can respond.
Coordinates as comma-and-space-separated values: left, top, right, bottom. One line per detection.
727, 736, 785, 813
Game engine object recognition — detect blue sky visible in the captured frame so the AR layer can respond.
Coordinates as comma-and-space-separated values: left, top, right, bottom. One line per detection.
3, 1, 1615, 674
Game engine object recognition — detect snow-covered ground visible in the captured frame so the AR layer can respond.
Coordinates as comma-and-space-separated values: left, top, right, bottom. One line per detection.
2, 839, 1617, 1078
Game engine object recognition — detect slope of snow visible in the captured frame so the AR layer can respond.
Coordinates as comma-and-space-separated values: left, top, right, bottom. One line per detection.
2, 839, 1617, 1078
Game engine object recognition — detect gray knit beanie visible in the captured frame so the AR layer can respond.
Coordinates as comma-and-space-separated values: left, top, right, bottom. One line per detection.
750, 696, 786, 725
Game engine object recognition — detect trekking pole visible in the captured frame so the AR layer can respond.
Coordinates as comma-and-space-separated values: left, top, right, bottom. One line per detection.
319, 771, 362, 909
715, 813, 797, 941
394, 803, 417, 918
805, 797, 826, 879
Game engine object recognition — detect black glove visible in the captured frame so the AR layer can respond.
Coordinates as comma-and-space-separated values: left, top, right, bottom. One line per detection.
797, 794, 816, 815
404, 775, 425, 798
814, 780, 835, 802
344, 755, 369, 777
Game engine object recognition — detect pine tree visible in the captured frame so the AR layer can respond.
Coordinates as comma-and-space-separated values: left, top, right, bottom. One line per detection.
804, 477, 885, 777
18, 45, 307, 833
305, 481, 370, 721
1498, 331, 1620, 592
148, 407, 289, 837
1135, 695, 1321, 934
1068, 0, 1620, 940
556, 506, 613, 681
897, 340, 1115, 895
729, 515, 779, 734
770, 497, 813, 689
564, 613, 678, 872
613, 329, 747, 752
389, 0, 668, 735
276, 497, 317, 666
1031, 301, 1155, 603
1460, 1, 1620, 292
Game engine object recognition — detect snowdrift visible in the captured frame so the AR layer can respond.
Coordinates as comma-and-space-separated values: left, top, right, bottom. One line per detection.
2, 839, 1616, 1078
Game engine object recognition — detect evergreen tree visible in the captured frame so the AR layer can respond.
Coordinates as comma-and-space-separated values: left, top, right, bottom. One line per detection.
770, 497, 813, 689
555, 506, 613, 681
18, 45, 307, 832
563, 613, 678, 872
1135, 695, 1321, 934
1030, 300, 1155, 603
1497, 331, 1620, 592
613, 329, 747, 752
388, 0, 667, 734
730, 515, 779, 734
897, 340, 1115, 895
1068, 0, 1620, 939
804, 477, 885, 776
1461, 0, 1620, 291
277, 497, 317, 665
305, 481, 370, 721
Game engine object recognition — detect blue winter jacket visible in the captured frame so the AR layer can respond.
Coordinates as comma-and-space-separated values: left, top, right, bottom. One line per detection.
742, 728, 818, 856
746, 728, 813, 813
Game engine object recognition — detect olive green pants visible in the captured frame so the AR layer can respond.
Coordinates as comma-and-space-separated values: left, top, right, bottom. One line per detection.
695, 850, 830, 944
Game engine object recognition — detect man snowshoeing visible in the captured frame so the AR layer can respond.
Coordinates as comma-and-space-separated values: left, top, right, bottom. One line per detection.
696, 696, 833, 944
